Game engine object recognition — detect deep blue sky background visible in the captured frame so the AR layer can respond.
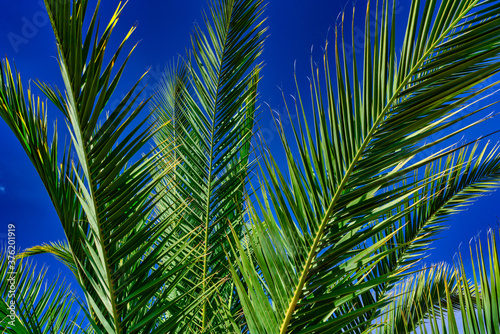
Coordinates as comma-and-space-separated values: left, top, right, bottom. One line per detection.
0, 0, 499, 295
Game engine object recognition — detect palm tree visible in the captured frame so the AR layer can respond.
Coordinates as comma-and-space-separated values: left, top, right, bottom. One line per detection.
1, 0, 500, 333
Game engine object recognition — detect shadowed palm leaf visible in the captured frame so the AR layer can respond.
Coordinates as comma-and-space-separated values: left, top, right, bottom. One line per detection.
152, 0, 266, 331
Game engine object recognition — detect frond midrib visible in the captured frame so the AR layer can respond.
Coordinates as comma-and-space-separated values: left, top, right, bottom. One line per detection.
200, 2, 237, 330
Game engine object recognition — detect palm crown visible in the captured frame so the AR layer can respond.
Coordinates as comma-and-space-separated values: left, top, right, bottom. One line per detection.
1, 0, 500, 333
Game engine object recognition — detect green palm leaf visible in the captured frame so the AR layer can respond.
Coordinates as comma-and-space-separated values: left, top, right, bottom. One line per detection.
18, 241, 78, 279
229, 0, 500, 332
0, 58, 84, 281
377, 264, 460, 334
351, 142, 500, 332
1, 0, 212, 332
41, 0, 208, 331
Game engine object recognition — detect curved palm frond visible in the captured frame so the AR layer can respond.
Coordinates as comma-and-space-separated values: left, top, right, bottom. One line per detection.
377, 264, 460, 334
384, 229, 500, 334
349, 142, 500, 332
444, 229, 500, 334
18, 241, 78, 279
0, 58, 84, 277
1, 0, 212, 332
229, 0, 500, 332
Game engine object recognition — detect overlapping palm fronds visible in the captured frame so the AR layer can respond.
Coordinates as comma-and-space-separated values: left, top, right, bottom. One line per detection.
228, 0, 500, 332
443, 229, 500, 334
3, 0, 500, 332
354, 142, 500, 332
0, 58, 82, 275
152, 0, 266, 331
377, 264, 461, 334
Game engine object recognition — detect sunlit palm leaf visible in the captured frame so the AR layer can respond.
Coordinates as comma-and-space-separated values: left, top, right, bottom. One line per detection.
0, 0, 211, 332
18, 241, 77, 279
230, 0, 500, 332
352, 142, 500, 332
0, 58, 84, 280
377, 264, 461, 334
41, 0, 210, 331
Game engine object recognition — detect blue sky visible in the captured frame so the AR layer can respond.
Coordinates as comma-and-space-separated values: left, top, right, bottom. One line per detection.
1, 0, 499, 298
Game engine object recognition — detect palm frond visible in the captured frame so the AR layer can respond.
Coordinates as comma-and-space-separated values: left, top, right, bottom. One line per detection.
229, 0, 500, 332
0, 58, 84, 276
384, 229, 500, 334
18, 241, 77, 279
0, 0, 212, 332
152, 0, 266, 331
377, 264, 461, 334
348, 142, 500, 332
0, 250, 87, 334
450, 229, 500, 334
